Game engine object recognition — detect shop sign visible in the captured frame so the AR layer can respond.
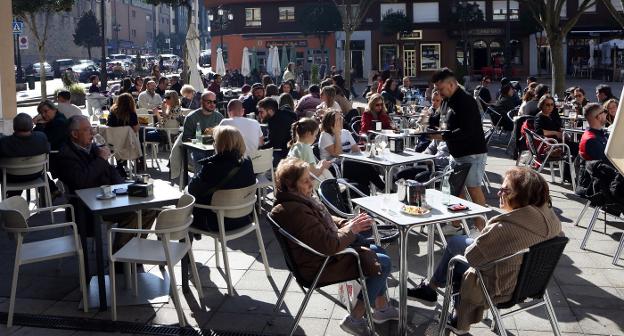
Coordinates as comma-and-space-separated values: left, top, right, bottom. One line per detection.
398, 30, 423, 40
265, 40, 307, 48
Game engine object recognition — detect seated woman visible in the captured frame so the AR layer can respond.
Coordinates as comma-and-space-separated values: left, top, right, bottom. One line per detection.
287, 118, 332, 179
315, 85, 341, 121
518, 82, 537, 116
408, 167, 562, 334
380, 79, 400, 114
180, 84, 202, 110
188, 125, 256, 232
360, 93, 393, 134
146, 90, 182, 143
604, 98, 618, 128
107, 92, 140, 176
491, 84, 517, 131
271, 158, 397, 334
415, 90, 442, 152
279, 80, 299, 100
320, 111, 384, 194
534, 94, 563, 141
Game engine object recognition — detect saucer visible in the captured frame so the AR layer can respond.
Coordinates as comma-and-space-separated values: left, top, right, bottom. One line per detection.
96, 193, 116, 200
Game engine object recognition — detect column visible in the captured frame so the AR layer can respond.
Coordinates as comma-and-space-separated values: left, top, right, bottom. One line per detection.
0, 0, 17, 127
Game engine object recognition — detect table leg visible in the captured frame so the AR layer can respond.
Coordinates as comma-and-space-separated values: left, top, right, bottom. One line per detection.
94, 215, 107, 311
398, 225, 410, 336
384, 167, 392, 194
182, 145, 189, 188
427, 223, 435, 279
181, 235, 192, 293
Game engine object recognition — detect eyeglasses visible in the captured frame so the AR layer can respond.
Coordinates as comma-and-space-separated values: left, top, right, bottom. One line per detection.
202, 99, 218, 104
498, 187, 511, 195
164, 96, 172, 100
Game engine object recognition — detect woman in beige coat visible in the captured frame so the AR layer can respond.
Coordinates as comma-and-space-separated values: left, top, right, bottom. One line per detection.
409, 167, 562, 334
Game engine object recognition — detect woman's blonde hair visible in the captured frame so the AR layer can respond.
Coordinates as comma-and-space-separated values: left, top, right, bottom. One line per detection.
180, 84, 196, 96
275, 157, 309, 193
213, 125, 246, 159
367, 93, 387, 114
164, 90, 180, 110
503, 167, 551, 208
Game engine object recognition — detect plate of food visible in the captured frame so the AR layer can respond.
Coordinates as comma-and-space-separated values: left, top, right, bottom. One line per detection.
401, 205, 431, 216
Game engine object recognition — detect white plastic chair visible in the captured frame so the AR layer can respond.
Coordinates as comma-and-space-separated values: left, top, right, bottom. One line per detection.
251, 148, 274, 213
190, 184, 271, 295
108, 194, 203, 327
0, 196, 88, 328
0, 153, 53, 210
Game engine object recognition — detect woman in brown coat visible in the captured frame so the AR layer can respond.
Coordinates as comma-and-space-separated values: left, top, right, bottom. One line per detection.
408, 167, 562, 334
271, 158, 397, 336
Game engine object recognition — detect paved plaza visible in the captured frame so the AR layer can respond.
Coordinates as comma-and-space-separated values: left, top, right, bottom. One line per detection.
1, 82, 624, 335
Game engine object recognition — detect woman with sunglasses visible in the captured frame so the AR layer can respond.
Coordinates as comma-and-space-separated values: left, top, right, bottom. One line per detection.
147, 90, 182, 143
360, 93, 394, 134
408, 167, 562, 335
534, 94, 563, 141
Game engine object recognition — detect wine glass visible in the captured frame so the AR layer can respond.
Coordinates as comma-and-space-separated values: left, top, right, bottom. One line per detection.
377, 135, 388, 157
93, 134, 107, 147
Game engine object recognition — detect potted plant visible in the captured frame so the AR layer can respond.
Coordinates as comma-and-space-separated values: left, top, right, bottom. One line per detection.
311, 64, 319, 84
67, 83, 86, 106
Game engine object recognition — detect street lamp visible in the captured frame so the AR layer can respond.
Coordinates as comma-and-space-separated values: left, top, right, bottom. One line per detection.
112, 22, 121, 54
208, 6, 233, 51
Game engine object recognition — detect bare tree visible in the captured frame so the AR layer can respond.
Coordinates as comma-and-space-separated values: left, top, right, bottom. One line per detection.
13, 0, 75, 98
332, 0, 375, 88
523, 0, 596, 96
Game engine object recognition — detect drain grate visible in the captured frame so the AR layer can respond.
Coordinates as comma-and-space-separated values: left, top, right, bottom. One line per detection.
1, 312, 271, 336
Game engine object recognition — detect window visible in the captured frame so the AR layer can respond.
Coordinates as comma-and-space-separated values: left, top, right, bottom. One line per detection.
559, 0, 567, 18
468, 1, 486, 16
510, 40, 522, 65
279, 7, 295, 21
611, 0, 624, 11
420, 44, 441, 71
245, 8, 261, 27
492, 1, 519, 20
146, 15, 151, 21
380, 3, 406, 20
579, 1, 596, 12
413, 2, 439, 22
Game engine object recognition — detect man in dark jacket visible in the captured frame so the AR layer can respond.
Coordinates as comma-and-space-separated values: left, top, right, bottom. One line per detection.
257, 97, 297, 166
430, 68, 488, 230
56, 115, 156, 253
242, 83, 265, 116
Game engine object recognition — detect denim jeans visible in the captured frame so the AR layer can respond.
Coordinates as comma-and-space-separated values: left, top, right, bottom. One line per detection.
357, 244, 392, 305
431, 235, 474, 288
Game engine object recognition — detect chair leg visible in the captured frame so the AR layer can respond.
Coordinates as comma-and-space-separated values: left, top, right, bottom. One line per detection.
187, 248, 204, 298
288, 282, 317, 336
7, 241, 22, 328
254, 210, 271, 277
581, 206, 601, 250
219, 235, 234, 295
543, 291, 562, 336
435, 223, 447, 247
613, 233, 624, 265
77, 250, 89, 312
166, 259, 186, 327
110, 261, 117, 321
549, 162, 555, 182
575, 200, 590, 227
213, 237, 220, 267
273, 273, 293, 313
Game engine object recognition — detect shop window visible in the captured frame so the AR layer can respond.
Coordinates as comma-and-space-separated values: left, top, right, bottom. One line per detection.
279, 7, 295, 21
413, 2, 439, 22
420, 43, 441, 71
379, 44, 400, 71
380, 3, 406, 20
473, 40, 487, 49
245, 8, 262, 27
490, 41, 504, 67
456, 41, 470, 67
492, 1, 519, 21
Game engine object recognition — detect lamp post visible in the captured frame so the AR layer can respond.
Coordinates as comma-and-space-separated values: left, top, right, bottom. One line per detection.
535, 30, 542, 77
208, 6, 233, 52
97, 0, 108, 89
112, 22, 121, 54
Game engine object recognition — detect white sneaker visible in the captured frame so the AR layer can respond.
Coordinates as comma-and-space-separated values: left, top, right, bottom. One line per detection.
372, 305, 399, 324
339, 315, 370, 336
440, 224, 463, 236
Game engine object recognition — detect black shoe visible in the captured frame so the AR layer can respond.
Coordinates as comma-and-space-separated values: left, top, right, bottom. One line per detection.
407, 280, 437, 306
448, 316, 469, 335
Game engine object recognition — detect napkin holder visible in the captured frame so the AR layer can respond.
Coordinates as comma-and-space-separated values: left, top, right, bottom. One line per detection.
128, 182, 154, 197
389, 137, 404, 153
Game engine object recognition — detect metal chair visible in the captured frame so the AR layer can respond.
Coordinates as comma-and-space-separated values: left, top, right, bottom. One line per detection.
0, 196, 88, 328
524, 128, 576, 192
108, 194, 203, 327
437, 236, 569, 336
0, 153, 53, 211
251, 148, 275, 214
267, 213, 375, 336
190, 184, 271, 295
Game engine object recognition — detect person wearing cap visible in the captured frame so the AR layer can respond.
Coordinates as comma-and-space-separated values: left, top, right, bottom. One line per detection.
242, 83, 265, 116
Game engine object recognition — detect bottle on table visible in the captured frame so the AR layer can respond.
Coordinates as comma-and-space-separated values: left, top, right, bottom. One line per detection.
441, 173, 451, 205
195, 122, 202, 140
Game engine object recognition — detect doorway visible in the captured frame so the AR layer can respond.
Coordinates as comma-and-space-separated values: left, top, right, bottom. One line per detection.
351, 50, 364, 78
472, 40, 488, 71
403, 49, 417, 77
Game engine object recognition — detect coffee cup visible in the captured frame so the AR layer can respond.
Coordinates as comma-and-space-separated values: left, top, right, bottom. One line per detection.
101, 185, 112, 197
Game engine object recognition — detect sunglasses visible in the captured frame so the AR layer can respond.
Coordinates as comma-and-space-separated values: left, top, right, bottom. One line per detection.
164, 96, 172, 100
498, 187, 511, 195
202, 99, 218, 104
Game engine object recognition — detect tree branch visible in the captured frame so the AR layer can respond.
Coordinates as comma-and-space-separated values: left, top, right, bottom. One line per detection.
601, 0, 624, 28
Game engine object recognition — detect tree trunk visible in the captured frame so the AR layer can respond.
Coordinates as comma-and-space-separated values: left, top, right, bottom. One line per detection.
38, 44, 47, 98
549, 36, 566, 97
182, 2, 192, 85
344, 30, 352, 92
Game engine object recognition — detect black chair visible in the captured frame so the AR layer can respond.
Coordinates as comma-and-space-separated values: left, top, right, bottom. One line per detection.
317, 178, 400, 246
437, 236, 569, 336
267, 213, 375, 336
507, 115, 535, 161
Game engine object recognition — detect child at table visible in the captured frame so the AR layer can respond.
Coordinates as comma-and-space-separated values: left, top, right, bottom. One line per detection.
287, 117, 333, 179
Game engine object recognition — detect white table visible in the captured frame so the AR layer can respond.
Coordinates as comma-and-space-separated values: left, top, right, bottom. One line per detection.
340, 150, 435, 193
76, 179, 182, 310
352, 190, 491, 336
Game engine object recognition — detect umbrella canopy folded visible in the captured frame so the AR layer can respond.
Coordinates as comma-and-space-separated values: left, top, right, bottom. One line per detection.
185, 21, 203, 92
241, 47, 251, 77
270, 46, 281, 77
216, 48, 226, 76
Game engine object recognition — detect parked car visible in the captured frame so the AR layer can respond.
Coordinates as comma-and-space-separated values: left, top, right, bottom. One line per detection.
76, 59, 96, 67
52, 59, 76, 78
110, 53, 132, 63
25, 62, 53, 80
73, 63, 100, 83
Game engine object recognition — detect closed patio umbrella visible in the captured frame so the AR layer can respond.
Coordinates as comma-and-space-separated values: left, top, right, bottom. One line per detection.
270, 46, 281, 78
216, 48, 226, 76
185, 19, 203, 93
281, 46, 289, 75
241, 47, 251, 78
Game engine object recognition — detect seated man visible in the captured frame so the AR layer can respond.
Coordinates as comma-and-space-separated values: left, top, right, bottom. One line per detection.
295, 84, 322, 119
219, 99, 263, 158
579, 103, 609, 161
0, 113, 51, 197
56, 115, 157, 253
182, 91, 225, 141
258, 97, 297, 166
56, 89, 83, 119
33, 100, 68, 151
137, 80, 162, 111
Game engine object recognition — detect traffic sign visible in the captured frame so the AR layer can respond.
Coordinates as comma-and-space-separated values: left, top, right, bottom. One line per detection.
18, 35, 28, 50
12, 20, 24, 35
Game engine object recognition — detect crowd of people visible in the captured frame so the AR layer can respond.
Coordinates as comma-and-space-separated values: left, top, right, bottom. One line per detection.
7, 61, 620, 335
